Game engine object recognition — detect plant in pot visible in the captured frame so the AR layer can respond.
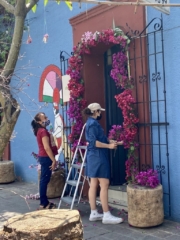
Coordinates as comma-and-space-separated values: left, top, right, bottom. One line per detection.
108, 124, 164, 228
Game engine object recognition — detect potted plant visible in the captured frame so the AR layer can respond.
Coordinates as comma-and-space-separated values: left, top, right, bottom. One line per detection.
108, 126, 164, 227
127, 169, 163, 228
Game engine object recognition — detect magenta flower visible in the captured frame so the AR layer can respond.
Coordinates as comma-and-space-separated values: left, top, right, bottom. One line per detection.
135, 169, 159, 188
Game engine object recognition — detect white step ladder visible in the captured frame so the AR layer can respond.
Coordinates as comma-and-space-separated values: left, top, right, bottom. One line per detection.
58, 124, 89, 210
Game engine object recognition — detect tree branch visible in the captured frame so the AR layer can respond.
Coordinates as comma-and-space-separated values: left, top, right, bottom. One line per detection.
26, 0, 39, 13
0, 0, 15, 14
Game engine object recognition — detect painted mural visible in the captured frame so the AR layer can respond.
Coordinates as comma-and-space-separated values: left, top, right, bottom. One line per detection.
39, 64, 64, 160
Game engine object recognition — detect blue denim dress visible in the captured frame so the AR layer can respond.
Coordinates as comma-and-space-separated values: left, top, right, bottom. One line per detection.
85, 117, 110, 179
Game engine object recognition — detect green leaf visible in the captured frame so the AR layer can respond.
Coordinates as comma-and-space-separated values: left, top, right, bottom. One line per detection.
56, 0, 61, 4
130, 146, 135, 151
26, 0, 30, 4
44, 0, 49, 6
32, 4, 37, 13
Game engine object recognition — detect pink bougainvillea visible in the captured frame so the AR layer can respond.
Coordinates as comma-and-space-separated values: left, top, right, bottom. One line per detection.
67, 28, 158, 187
67, 28, 129, 151
135, 169, 159, 188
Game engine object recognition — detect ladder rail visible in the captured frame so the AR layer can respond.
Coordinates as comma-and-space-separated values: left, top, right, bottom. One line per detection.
58, 145, 79, 209
70, 149, 87, 209
77, 123, 86, 146
58, 123, 88, 209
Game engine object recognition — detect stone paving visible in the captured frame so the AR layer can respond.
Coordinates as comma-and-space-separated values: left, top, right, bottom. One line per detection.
0, 182, 180, 240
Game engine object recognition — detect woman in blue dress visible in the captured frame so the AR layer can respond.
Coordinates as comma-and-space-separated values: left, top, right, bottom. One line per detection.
83, 103, 124, 224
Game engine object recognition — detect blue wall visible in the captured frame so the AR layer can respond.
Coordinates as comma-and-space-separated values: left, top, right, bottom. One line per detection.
11, 1, 94, 183
147, 3, 180, 221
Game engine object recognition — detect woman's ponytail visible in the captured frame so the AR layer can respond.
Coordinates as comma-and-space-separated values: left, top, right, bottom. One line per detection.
82, 107, 93, 116
31, 112, 45, 136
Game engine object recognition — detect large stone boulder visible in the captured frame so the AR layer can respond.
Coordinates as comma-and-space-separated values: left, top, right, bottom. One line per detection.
1, 209, 83, 240
127, 184, 164, 227
0, 161, 15, 183
38, 168, 65, 198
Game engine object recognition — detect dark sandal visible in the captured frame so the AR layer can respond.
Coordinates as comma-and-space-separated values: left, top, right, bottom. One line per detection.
39, 202, 56, 210
45, 202, 56, 209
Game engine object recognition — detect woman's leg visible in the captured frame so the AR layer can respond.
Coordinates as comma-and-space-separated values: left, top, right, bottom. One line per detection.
99, 178, 123, 224
89, 178, 103, 221
89, 178, 99, 210
39, 157, 52, 207
98, 178, 109, 212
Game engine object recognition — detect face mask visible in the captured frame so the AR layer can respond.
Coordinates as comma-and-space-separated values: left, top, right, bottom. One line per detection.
42, 119, 50, 127
96, 114, 102, 121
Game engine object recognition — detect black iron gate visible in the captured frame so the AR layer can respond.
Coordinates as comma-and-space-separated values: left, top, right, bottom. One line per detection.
128, 16, 170, 216
59, 51, 72, 170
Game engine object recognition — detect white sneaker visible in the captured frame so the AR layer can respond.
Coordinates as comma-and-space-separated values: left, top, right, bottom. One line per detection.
89, 211, 103, 221
102, 213, 123, 224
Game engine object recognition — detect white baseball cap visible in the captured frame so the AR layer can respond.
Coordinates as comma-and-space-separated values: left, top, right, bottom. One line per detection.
88, 103, 105, 113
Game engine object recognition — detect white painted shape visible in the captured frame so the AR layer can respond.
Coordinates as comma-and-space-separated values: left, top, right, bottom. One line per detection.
43, 79, 53, 96
62, 75, 71, 102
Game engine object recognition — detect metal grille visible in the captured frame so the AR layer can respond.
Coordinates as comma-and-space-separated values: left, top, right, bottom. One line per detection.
128, 16, 170, 216
59, 51, 72, 169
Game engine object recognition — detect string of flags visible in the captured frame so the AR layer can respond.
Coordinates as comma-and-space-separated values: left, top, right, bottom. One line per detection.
26, 0, 73, 13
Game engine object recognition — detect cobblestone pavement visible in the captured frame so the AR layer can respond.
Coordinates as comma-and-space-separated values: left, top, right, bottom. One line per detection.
0, 182, 180, 240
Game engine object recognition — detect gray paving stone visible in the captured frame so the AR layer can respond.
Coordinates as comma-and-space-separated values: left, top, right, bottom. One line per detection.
142, 235, 163, 240
1, 182, 180, 240
89, 237, 107, 240
166, 235, 180, 240
128, 231, 147, 239
99, 231, 133, 240
115, 226, 136, 235
84, 226, 110, 236
151, 230, 173, 238
159, 227, 180, 236
84, 231, 98, 239
103, 233, 134, 240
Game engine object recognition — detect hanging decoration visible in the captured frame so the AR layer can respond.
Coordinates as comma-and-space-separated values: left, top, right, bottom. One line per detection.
43, 33, 49, 43
43, 3, 49, 43
26, 18, 32, 44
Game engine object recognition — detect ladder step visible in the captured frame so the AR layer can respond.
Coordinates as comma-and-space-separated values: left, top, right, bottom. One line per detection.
66, 180, 83, 186
77, 146, 87, 150
72, 163, 86, 169
61, 196, 78, 205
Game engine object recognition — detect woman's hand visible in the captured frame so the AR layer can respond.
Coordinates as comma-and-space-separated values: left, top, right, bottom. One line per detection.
49, 161, 56, 171
108, 142, 117, 149
109, 140, 116, 143
117, 141, 124, 145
